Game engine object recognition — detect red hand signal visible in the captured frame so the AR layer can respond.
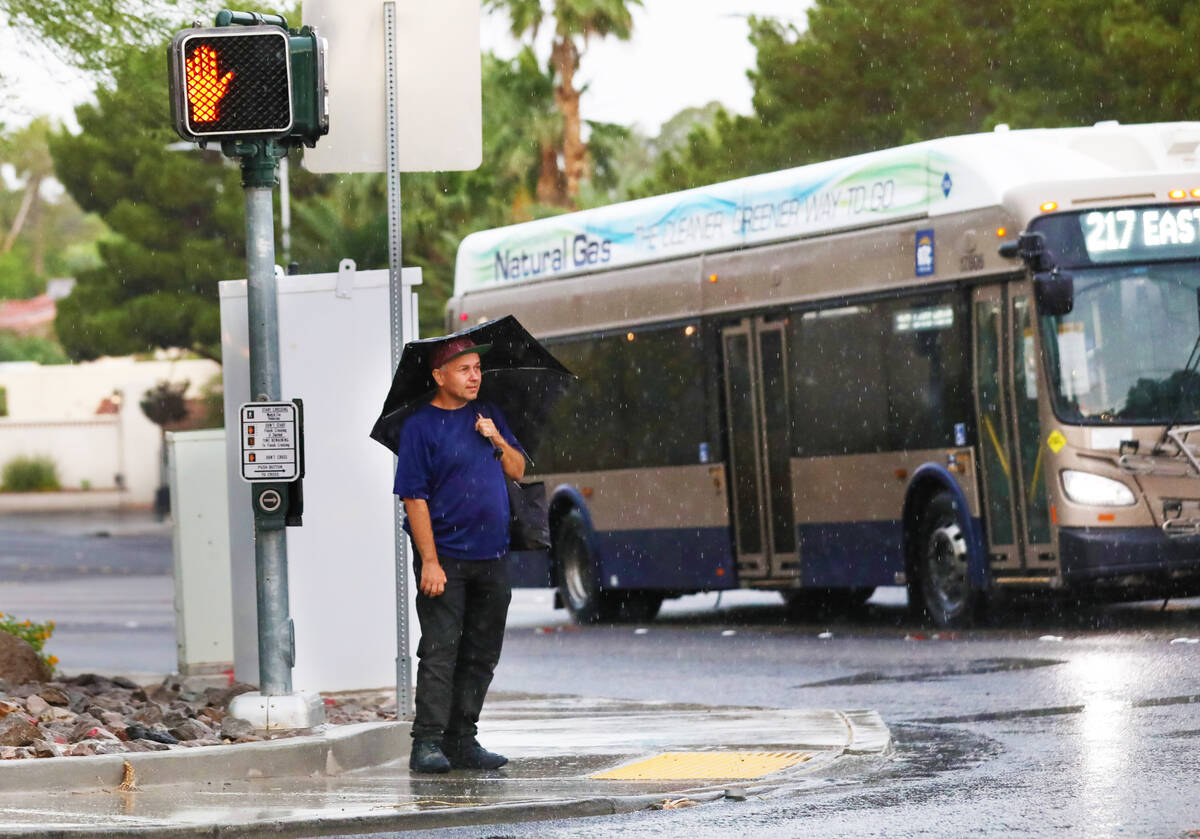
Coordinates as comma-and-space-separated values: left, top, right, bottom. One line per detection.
186, 44, 234, 123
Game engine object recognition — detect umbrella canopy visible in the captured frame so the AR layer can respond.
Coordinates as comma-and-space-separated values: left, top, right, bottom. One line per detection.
369, 315, 574, 459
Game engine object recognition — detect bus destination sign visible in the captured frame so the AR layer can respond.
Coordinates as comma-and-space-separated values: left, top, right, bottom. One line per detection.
1080, 205, 1200, 263
239, 402, 298, 482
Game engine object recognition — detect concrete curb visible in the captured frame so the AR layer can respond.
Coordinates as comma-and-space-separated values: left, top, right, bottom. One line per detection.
0, 721, 411, 794
19, 792, 733, 839
0, 491, 138, 515
843, 709, 893, 755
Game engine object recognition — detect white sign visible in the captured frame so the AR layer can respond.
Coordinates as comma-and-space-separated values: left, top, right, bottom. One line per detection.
301, 0, 482, 173
239, 402, 299, 482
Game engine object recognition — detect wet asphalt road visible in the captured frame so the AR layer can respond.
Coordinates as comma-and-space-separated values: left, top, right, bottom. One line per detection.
0, 512, 177, 676
0, 511, 172, 582
2, 515, 1199, 836
343, 593, 1200, 838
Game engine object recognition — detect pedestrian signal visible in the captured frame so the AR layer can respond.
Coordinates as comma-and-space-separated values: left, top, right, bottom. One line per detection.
169, 26, 293, 141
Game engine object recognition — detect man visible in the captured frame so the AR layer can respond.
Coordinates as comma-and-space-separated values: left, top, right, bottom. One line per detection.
393, 335, 526, 774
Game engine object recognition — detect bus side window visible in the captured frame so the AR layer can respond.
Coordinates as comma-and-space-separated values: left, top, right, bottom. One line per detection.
787, 303, 888, 457
538, 325, 707, 473
787, 292, 971, 458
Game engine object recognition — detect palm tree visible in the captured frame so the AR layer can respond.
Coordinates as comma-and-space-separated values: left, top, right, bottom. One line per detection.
484, 48, 564, 211
0, 118, 55, 274
486, 0, 642, 206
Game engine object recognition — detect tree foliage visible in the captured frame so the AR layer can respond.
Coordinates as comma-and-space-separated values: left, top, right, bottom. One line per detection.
635, 0, 1200, 197
49, 47, 242, 361
292, 50, 571, 334
140, 379, 190, 427
0, 0, 201, 82
485, 0, 643, 204
0, 330, 67, 364
34, 0, 1200, 355
0, 118, 105, 300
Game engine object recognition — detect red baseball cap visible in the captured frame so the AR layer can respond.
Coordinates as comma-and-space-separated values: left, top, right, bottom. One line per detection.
429, 336, 491, 371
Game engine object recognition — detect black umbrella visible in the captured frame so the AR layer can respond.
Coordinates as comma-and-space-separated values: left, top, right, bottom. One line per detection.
369, 315, 574, 460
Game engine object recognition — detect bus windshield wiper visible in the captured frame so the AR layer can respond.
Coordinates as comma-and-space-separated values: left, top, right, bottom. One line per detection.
1155, 330, 1200, 473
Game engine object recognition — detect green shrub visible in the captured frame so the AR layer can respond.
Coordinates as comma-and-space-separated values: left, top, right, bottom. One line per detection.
0, 330, 69, 364
1, 454, 61, 492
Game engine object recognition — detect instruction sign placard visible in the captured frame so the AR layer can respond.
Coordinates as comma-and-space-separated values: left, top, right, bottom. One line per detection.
239, 402, 298, 482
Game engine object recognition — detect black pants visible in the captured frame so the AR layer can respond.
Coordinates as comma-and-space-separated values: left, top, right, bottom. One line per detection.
411, 555, 511, 743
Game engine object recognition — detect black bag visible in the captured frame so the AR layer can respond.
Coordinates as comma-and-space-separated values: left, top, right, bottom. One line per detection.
507, 480, 550, 551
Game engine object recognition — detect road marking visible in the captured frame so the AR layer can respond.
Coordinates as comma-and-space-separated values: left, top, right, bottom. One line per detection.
591, 750, 813, 781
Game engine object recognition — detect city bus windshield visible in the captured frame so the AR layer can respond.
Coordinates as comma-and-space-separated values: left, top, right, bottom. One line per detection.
1040, 263, 1200, 424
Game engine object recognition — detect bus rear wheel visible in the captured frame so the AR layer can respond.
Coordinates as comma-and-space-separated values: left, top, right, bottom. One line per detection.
910, 491, 980, 628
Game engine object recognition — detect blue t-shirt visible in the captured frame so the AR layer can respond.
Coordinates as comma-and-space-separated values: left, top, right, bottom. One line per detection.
393, 400, 523, 560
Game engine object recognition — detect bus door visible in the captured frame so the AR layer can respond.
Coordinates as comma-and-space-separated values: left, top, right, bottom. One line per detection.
972, 283, 1054, 574
720, 316, 799, 581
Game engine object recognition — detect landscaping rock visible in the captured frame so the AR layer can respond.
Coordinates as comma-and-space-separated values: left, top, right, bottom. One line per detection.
124, 724, 179, 745
198, 706, 225, 726
68, 716, 103, 743
30, 739, 61, 758
169, 718, 214, 742
130, 703, 164, 726
133, 738, 171, 751
0, 676, 398, 760
39, 685, 70, 706
0, 713, 40, 747
0, 632, 50, 686
220, 716, 256, 740
38, 706, 75, 724
162, 709, 190, 729
95, 742, 130, 755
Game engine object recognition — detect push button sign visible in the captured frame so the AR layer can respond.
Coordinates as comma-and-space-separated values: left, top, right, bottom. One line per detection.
240, 402, 299, 482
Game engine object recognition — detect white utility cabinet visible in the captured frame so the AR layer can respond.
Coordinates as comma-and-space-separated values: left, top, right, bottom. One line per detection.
167, 428, 235, 675
219, 267, 416, 693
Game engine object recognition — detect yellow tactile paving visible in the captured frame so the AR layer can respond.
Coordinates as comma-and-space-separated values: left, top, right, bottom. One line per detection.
590, 750, 814, 781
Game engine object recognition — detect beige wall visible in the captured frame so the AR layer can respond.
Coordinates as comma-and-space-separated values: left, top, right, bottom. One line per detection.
0, 357, 220, 420
0, 358, 193, 504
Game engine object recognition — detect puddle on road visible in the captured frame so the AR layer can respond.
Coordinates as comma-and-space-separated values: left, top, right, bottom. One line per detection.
796, 657, 1064, 688
913, 692, 1200, 725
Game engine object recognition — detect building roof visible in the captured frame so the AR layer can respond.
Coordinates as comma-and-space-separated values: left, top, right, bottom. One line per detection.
0, 295, 55, 335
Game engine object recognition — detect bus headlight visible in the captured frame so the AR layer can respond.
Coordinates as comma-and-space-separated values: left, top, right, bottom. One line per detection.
1061, 470, 1137, 506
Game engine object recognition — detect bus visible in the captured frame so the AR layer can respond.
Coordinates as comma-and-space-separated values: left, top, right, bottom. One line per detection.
449, 122, 1200, 627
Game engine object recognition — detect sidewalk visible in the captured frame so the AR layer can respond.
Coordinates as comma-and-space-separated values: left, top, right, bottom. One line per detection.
0, 692, 891, 837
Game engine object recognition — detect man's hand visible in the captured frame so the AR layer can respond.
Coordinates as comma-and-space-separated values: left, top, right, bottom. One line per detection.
477, 413, 526, 480
475, 414, 501, 444
420, 560, 447, 597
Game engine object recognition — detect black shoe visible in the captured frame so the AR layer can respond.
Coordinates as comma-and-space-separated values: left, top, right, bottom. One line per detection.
443, 736, 508, 770
409, 740, 451, 774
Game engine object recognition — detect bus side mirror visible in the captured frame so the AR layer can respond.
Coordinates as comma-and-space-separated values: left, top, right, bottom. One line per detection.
999, 231, 1056, 272
1034, 270, 1074, 316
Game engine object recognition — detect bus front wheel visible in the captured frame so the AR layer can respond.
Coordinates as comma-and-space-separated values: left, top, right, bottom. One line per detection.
554, 509, 618, 623
553, 510, 664, 624
910, 491, 981, 628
